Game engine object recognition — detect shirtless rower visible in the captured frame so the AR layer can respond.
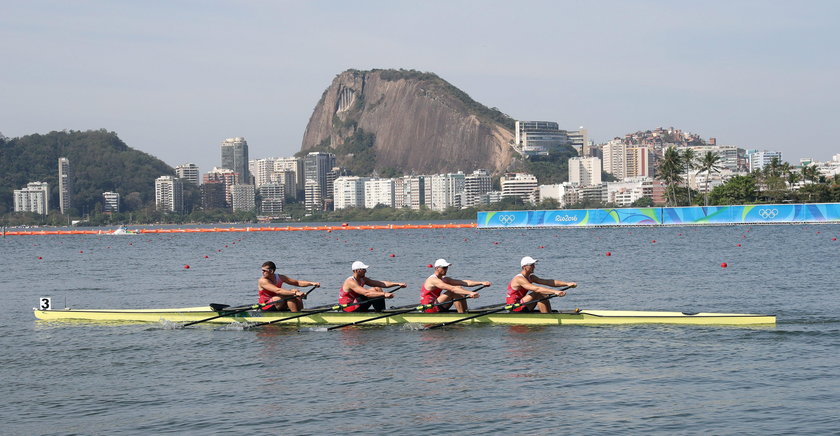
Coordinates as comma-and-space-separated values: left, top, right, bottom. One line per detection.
339, 261, 406, 312
420, 259, 489, 313
506, 256, 576, 313
258, 261, 320, 312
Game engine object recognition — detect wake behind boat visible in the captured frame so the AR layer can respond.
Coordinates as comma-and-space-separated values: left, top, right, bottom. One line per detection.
99, 226, 139, 235
33, 305, 776, 326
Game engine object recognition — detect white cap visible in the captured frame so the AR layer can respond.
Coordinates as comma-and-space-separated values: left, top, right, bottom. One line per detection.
520, 256, 538, 267
351, 261, 370, 271
434, 258, 452, 268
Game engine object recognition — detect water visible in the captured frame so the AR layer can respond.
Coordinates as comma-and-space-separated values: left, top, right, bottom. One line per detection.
2, 223, 839, 435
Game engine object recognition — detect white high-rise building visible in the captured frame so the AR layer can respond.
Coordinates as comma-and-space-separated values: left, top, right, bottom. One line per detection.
304, 180, 322, 213
333, 176, 368, 210
58, 157, 72, 214
155, 176, 184, 213
249, 158, 279, 188
398, 175, 428, 210
501, 173, 538, 203
749, 150, 783, 172
230, 184, 256, 212
601, 140, 627, 179
274, 157, 303, 197
13, 182, 50, 215
258, 183, 284, 216
364, 178, 395, 209
175, 163, 200, 186
569, 157, 602, 186
428, 173, 466, 211
464, 170, 492, 208
102, 191, 120, 213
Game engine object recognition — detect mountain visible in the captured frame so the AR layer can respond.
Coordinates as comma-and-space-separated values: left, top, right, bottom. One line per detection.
0, 129, 174, 215
300, 69, 517, 175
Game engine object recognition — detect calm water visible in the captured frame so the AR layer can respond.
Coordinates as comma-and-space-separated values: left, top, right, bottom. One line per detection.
2, 223, 839, 435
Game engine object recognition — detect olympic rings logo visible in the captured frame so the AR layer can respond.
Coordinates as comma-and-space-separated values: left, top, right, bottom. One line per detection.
498, 214, 516, 225
758, 208, 779, 219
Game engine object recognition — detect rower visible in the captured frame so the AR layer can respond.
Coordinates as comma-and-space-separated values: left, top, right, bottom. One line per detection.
258, 261, 320, 312
420, 259, 489, 313
506, 256, 576, 313
339, 261, 406, 312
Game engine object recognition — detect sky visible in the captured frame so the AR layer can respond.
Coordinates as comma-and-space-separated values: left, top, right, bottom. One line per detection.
2, 0, 838, 174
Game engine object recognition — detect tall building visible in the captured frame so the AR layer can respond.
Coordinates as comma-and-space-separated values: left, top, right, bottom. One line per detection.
102, 191, 120, 213
304, 180, 322, 213
567, 128, 590, 156
749, 150, 783, 172
364, 178, 395, 209
429, 173, 466, 211
270, 169, 297, 199
258, 183, 284, 216
464, 170, 492, 208
249, 158, 277, 187
303, 152, 336, 205
58, 157, 72, 215
515, 121, 571, 157
155, 176, 184, 213
568, 157, 602, 186
200, 182, 227, 210
230, 184, 256, 212
13, 182, 50, 215
501, 173, 538, 203
204, 167, 237, 206
220, 137, 250, 184
626, 147, 654, 178
333, 176, 368, 210
175, 163, 200, 186
601, 139, 627, 179
399, 175, 428, 210
274, 157, 303, 198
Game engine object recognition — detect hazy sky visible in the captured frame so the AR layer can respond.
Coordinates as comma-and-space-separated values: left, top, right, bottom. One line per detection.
2, 0, 838, 174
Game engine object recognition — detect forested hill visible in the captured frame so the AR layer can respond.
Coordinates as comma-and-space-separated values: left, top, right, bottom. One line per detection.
0, 129, 174, 215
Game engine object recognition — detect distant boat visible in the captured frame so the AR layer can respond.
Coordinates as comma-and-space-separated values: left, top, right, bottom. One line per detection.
102, 226, 139, 235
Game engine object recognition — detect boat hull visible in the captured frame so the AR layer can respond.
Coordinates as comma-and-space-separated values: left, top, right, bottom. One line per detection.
33, 306, 776, 326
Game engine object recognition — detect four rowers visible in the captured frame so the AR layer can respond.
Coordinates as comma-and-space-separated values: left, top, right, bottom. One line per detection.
258, 256, 575, 314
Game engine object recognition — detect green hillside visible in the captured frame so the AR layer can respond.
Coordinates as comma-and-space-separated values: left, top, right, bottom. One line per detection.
0, 129, 174, 217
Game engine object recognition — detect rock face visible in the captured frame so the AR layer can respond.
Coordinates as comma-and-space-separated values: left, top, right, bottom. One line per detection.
300, 69, 515, 175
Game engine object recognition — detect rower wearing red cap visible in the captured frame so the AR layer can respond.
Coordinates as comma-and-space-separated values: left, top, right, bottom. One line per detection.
506, 256, 576, 313
420, 259, 490, 313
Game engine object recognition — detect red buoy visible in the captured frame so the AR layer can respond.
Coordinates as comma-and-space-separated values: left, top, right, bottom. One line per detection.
389, 253, 396, 257
833, 237, 837, 241
736, 243, 741, 247
651, 240, 656, 243
184, 264, 190, 269
721, 262, 728, 268
37, 256, 43, 260
204, 255, 209, 258
606, 252, 611, 256
427, 264, 433, 268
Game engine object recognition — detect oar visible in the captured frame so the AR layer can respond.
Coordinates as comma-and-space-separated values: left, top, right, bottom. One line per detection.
247, 285, 406, 329
327, 285, 488, 331
425, 285, 573, 330
182, 285, 318, 327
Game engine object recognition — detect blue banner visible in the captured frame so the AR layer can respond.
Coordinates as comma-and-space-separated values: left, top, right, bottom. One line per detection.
477, 203, 840, 228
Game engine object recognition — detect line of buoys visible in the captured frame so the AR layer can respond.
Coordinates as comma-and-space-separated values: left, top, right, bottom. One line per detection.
2, 223, 478, 236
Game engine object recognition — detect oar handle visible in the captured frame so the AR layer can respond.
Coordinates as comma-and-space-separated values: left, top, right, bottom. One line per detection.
183, 285, 318, 327
326, 292, 477, 331
248, 287, 404, 328
426, 285, 572, 330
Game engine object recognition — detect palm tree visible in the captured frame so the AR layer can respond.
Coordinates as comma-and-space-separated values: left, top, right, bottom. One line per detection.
696, 151, 724, 206
801, 165, 822, 184
682, 148, 697, 205
656, 146, 684, 206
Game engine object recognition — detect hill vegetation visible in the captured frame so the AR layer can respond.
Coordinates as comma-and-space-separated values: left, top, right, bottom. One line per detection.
0, 129, 174, 218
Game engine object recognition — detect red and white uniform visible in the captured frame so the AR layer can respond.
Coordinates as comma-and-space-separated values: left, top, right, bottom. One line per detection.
506, 273, 530, 312
338, 276, 365, 312
420, 274, 443, 313
258, 273, 286, 311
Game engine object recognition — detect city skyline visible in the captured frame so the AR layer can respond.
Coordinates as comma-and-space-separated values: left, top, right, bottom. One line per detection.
2, 1, 838, 175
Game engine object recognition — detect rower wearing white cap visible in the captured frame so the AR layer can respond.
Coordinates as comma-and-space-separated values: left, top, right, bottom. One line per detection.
338, 261, 407, 312
420, 259, 490, 314
506, 256, 576, 313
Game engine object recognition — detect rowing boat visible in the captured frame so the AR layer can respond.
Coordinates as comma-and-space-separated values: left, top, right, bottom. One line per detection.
33, 306, 776, 326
